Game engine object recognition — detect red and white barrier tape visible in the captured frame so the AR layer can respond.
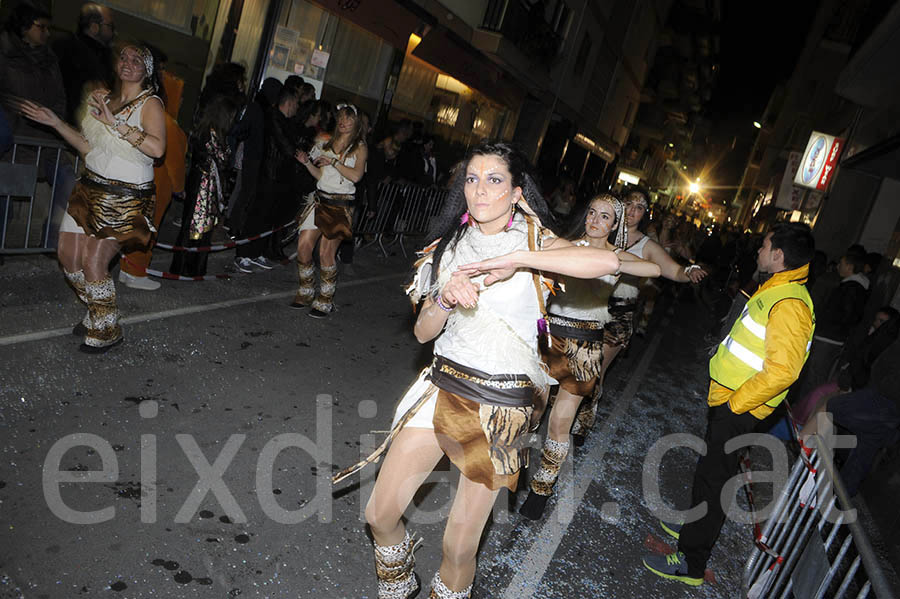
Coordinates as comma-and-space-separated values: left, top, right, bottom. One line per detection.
152, 220, 297, 253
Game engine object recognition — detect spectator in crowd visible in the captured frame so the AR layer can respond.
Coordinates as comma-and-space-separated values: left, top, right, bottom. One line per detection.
196, 62, 246, 113
229, 77, 280, 242
119, 45, 188, 289
234, 84, 299, 272
864, 251, 882, 283
797, 307, 900, 429
549, 178, 576, 219
170, 94, 240, 277
411, 134, 439, 187
1, 2, 74, 248
792, 250, 869, 401
18, 43, 166, 352
804, 337, 900, 497
369, 119, 412, 186
52, 2, 115, 124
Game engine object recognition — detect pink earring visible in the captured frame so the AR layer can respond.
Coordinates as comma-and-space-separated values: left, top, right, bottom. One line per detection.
460, 212, 470, 226
504, 206, 516, 231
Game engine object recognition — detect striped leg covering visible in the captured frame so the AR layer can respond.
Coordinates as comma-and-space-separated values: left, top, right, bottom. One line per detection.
84, 276, 123, 348
311, 264, 338, 314
293, 261, 316, 307
374, 531, 419, 599
428, 572, 471, 598
529, 438, 569, 496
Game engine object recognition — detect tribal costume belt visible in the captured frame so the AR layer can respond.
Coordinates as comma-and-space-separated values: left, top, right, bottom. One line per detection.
316, 190, 355, 208
428, 355, 534, 408
547, 314, 605, 342
81, 169, 155, 199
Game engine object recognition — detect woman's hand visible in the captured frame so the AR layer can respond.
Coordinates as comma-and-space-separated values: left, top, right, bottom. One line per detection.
313, 155, 334, 168
87, 90, 114, 126
295, 150, 309, 165
457, 252, 520, 286
440, 271, 481, 309
15, 99, 61, 129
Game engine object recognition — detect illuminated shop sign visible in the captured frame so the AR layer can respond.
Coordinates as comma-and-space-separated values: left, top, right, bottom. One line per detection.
794, 131, 844, 191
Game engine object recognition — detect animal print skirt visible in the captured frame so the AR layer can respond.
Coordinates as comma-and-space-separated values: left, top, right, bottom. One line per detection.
66, 169, 156, 250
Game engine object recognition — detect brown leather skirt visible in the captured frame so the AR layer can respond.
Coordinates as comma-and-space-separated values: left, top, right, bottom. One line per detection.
314, 193, 354, 240
66, 170, 155, 250
432, 390, 522, 491
542, 334, 601, 397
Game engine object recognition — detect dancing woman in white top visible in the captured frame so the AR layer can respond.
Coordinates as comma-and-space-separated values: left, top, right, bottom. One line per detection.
293, 103, 367, 318
571, 187, 708, 444
519, 193, 660, 520
18, 44, 166, 352
333, 142, 622, 598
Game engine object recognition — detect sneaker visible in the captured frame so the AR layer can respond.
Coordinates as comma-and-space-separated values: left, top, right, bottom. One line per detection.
308, 308, 329, 319
660, 520, 682, 540
249, 255, 275, 270
234, 257, 255, 273
118, 271, 161, 290
642, 552, 703, 586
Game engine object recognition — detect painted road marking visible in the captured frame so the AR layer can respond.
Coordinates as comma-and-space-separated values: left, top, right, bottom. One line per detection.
501, 327, 664, 598
0, 272, 406, 346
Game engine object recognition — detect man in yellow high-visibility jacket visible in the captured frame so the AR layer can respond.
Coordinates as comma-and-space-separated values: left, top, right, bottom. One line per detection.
644, 223, 816, 586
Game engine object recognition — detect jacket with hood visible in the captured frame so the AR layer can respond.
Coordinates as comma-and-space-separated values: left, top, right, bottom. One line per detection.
708, 264, 815, 419
0, 30, 66, 141
815, 272, 869, 343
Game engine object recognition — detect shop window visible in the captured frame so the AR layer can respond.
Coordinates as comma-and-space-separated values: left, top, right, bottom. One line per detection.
101, 0, 221, 40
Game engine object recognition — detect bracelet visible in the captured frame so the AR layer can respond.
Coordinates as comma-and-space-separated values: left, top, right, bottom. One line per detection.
331, 158, 338, 167
127, 127, 147, 148
435, 295, 454, 312
684, 264, 701, 276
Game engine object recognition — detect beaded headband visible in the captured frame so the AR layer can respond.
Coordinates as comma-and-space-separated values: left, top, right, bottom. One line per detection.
121, 45, 154, 79
592, 194, 628, 249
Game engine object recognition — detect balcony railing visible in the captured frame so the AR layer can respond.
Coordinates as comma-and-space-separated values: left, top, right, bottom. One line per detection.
481, 0, 562, 68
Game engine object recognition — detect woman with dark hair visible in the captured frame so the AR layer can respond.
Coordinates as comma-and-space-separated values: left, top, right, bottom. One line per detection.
292, 103, 367, 318
169, 94, 240, 276
333, 141, 621, 598
19, 43, 166, 352
519, 193, 660, 520
569, 187, 707, 445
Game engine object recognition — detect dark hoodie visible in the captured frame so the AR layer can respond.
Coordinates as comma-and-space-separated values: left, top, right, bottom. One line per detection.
0, 30, 66, 140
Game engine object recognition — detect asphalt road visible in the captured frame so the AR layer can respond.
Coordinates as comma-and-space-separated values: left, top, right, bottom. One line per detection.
1, 241, 755, 599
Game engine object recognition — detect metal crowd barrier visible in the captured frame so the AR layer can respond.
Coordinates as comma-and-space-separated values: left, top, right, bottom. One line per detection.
355, 181, 448, 257
742, 434, 897, 598
1, 135, 78, 256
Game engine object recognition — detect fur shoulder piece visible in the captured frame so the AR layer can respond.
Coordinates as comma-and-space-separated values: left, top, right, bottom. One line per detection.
405, 240, 440, 308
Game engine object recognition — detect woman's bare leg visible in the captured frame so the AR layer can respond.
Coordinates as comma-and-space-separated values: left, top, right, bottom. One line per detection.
365, 427, 445, 546
296, 229, 322, 265
82, 237, 121, 282
437, 474, 500, 592
548, 388, 584, 442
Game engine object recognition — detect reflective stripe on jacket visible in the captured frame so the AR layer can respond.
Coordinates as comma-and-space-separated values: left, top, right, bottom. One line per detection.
709, 264, 815, 413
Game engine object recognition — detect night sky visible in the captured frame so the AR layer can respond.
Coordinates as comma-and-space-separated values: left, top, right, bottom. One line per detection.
703, 0, 819, 196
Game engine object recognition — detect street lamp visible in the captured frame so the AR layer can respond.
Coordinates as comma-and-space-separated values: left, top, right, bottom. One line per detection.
753, 121, 762, 129
689, 182, 700, 194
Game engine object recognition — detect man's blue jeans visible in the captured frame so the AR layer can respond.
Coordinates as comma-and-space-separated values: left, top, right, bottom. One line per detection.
828, 388, 900, 496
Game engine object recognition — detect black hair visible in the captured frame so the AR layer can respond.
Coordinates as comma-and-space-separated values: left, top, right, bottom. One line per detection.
564, 192, 622, 241
623, 185, 651, 231
196, 93, 240, 141
425, 140, 559, 285
77, 2, 103, 32
140, 41, 167, 107
276, 85, 298, 107
769, 223, 815, 270
200, 62, 246, 105
5, 2, 51, 38
842, 250, 865, 274
865, 252, 882, 273
299, 82, 316, 99
284, 75, 304, 93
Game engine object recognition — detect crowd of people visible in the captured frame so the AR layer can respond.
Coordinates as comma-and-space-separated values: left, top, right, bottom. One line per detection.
2, 2, 898, 596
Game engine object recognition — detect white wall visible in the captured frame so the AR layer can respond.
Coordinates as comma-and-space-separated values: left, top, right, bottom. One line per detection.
859, 177, 900, 254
